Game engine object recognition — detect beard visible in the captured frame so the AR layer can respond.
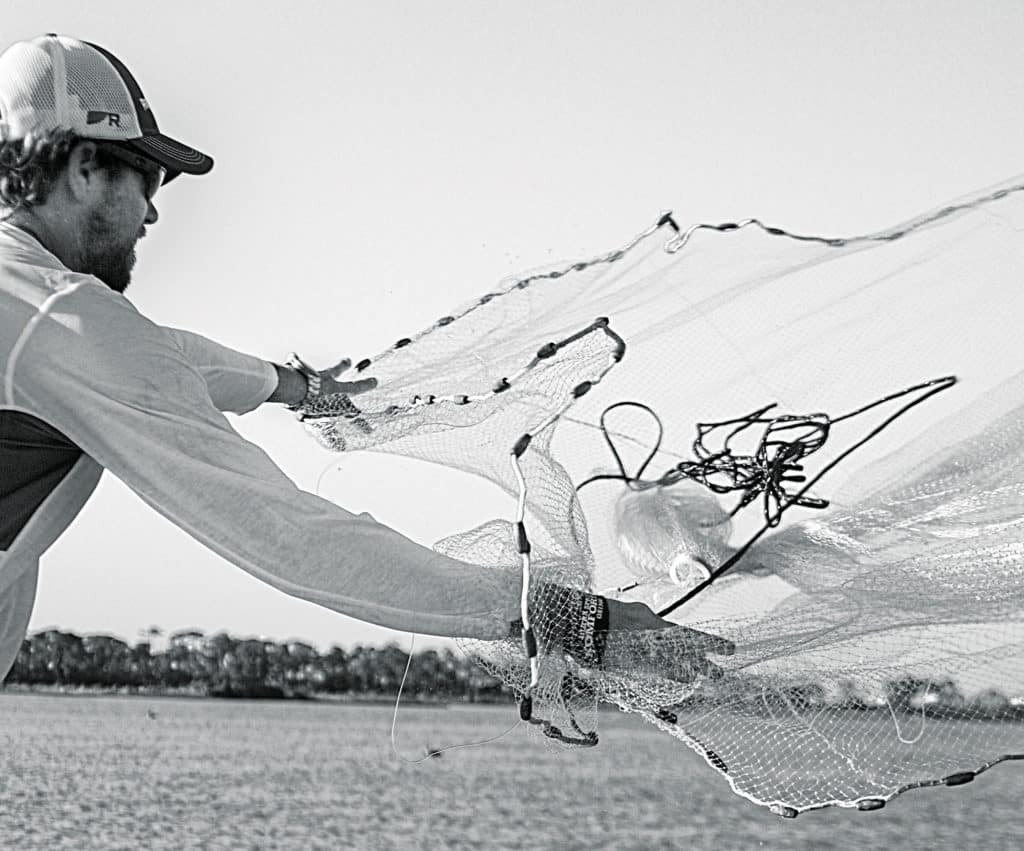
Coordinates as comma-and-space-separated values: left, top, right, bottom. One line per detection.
80, 206, 139, 293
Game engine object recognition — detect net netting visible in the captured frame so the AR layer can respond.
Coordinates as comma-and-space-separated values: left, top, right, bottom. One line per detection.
299, 177, 1024, 816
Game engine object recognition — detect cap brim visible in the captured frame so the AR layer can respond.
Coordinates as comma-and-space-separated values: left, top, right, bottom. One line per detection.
125, 134, 213, 184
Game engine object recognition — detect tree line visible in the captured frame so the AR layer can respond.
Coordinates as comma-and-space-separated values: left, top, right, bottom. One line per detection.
677, 674, 1023, 719
4, 629, 1020, 718
2, 628, 512, 702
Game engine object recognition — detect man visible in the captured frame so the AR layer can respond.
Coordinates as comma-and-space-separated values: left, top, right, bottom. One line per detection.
0, 35, 729, 686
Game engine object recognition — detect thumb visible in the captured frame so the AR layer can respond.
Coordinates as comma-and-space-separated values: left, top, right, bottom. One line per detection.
325, 357, 352, 378
606, 599, 674, 633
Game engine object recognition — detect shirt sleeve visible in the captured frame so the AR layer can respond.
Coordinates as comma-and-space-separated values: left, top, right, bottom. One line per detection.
10, 278, 520, 639
162, 328, 278, 415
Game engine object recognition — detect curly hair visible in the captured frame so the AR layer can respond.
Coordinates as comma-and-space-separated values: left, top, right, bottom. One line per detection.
0, 128, 126, 210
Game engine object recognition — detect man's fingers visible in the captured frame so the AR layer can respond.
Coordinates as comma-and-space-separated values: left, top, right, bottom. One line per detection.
322, 378, 378, 397
648, 653, 716, 683
606, 600, 735, 656
337, 377, 377, 395
602, 637, 725, 685
644, 627, 735, 676
599, 618, 736, 686
313, 353, 378, 398
678, 626, 735, 657
651, 623, 735, 656
702, 658, 726, 681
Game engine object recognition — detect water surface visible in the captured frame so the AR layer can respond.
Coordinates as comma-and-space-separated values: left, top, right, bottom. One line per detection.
0, 693, 1020, 849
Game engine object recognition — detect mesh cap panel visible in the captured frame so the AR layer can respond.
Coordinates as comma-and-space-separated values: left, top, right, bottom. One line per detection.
13, 44, 57, 111
61, 39, 137, 137
0, 41, 57, 137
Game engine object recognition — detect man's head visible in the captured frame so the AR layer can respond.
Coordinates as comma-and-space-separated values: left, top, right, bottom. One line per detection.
0, 35, 214, 291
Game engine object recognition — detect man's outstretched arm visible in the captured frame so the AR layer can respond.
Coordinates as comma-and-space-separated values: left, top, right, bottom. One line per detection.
13, 281, 521, 639
164, 328, 374, 414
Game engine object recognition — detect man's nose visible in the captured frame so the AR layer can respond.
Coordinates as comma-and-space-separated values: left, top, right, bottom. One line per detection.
145, 200, 159, 226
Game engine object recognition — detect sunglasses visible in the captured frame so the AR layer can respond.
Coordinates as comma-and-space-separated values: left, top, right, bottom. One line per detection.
96, 143, 166, 201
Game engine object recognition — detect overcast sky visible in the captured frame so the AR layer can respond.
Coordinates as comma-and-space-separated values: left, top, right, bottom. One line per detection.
6, 0, 1024, 649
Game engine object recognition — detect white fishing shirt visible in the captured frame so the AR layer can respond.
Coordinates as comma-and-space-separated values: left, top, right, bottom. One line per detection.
0, 222, 517, 680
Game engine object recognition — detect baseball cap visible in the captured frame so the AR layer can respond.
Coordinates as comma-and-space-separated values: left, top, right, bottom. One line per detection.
0, 34, 213, 183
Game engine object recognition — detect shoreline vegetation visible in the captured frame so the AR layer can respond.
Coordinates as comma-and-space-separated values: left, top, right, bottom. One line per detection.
4, 628, 1023, 721
1, 628, 513, 704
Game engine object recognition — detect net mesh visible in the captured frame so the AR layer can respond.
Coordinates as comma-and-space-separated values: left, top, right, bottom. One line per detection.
299, 178, 1024, 815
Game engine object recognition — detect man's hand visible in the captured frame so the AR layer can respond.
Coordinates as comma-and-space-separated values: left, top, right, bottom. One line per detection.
270, 357, 377, 407
317, 357, 377, 397
602, 598, 735, 683
531, 585, 735, 685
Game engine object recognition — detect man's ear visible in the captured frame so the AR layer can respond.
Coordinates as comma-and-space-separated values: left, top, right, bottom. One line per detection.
65, 141, 106, 203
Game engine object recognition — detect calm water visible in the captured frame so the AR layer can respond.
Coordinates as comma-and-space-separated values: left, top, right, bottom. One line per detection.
0, 692, 1020, 850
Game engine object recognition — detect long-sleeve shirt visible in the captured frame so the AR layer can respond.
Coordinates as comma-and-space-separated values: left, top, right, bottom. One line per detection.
0, 221, 518, 680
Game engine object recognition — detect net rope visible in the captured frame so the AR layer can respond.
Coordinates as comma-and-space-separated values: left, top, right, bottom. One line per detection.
298, 177, 1024, 816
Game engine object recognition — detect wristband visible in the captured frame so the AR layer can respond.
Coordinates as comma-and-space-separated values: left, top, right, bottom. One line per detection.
285, 353, 322, 411
560, 588, 609, 668
510, 584, 610, 668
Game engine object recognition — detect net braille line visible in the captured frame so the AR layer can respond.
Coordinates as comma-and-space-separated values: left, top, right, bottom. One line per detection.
761, 752, 1024, 818
641, 704, 1024, 819
298, 319, 625, 423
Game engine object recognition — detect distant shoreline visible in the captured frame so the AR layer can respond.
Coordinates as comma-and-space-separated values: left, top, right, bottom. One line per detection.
0, 682, 508, 706
6, 629, 514, 704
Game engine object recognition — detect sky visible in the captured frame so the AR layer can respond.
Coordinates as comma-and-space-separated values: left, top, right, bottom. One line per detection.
4, 0, 1024, 650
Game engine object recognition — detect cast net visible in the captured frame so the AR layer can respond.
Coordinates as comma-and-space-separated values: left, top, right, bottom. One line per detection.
298, 177, 1024, 816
